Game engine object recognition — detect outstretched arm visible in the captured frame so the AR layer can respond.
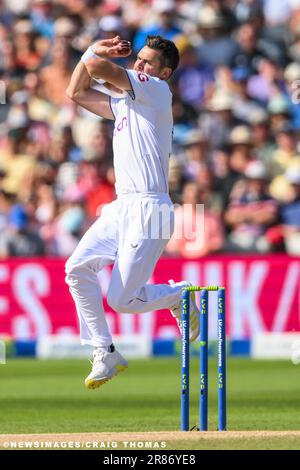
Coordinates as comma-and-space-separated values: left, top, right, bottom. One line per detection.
66, 60, 114, 119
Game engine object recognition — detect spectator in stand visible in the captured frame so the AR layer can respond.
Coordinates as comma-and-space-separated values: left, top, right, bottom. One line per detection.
60, 125, 82, 163
231, 65, 265, 124
212, 144, 242, 212
261, 0, 294, 59
0, 188, 11, 236
272, 122, 300, 174
181, 129, 210, 181
52, 188, 86, 257
194, 162, 223, 215
269, 122, 300, 202
0, 167, 6, 185
52, 16, 82, 66
205, 0, 238, 29
0, 127, 36, 199
249, 109, 276, 170
173, 39, 215, 111
98, 15, 128, 41
0, 23, 14, 78
0, 2, 14, 27
175, 0, 204, 23
171, 89, 198, 134
233, 22, 263, 72
20, 72, 54, 127
200, 90, 242, 149
280, 166, 300, 255
13, 19, 42, 73
247, 57, 285, 105
288, 21, 300, 63
196, 5, 239, 68
83, 124, 113, 163
122, 0, 152, 31
35, 182, 58, 253
165, 181, 224, 258
283, 62, 300, 131
35, 182, 57, 227
168, 155, 189, 205
29, 0, 55, 40
268, 94, 293, 133
224, 160, 279, 252
263, 0, 300, 33
133, 0, 182, 53
0, 204, 45, 257
228, 125, 255, 175
73, 159, 115, 221
39, 39, 73, 107
250, 7, 289, 67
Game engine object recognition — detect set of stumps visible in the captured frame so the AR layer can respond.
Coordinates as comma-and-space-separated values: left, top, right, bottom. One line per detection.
181, 286, 226, 432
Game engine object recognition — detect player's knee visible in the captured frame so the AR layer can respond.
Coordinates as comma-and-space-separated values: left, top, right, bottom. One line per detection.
65, 259, 83, 286
107, 291, 130, 312
106, 291, 121, 311
65, 259, 73, 284
65, 268, 76, 287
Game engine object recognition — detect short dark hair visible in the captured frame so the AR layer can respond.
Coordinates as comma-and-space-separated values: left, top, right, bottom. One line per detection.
146, 35, 180, 73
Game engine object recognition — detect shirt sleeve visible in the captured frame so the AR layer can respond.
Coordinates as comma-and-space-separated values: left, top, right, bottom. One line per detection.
125, 69, 168, 107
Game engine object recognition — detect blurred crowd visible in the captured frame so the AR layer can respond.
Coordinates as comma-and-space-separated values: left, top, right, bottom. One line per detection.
1, 0, 300, 258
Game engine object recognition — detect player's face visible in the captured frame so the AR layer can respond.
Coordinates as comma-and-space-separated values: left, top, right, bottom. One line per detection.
134, 46, 171, 80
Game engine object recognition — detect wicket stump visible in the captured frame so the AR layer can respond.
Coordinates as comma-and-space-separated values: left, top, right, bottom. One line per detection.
181, 286, 226, 431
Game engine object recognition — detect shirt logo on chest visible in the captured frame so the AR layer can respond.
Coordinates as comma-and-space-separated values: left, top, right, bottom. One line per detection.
114, 116, 128, 136
138, 72, 149, 82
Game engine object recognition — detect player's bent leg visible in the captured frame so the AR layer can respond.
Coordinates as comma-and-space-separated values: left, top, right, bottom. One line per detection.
85, 344, 128, 390
168, 280, 200, 343
65, 261, 113, 348
106, 290, 139, 313
65, 205, 121, 386
107, 237, 180, 314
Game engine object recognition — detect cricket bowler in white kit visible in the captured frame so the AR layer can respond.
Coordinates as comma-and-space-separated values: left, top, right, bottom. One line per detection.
65, 35, 200, 389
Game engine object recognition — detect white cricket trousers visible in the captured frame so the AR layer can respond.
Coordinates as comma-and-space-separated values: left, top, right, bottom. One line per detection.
65, 193, 184, 348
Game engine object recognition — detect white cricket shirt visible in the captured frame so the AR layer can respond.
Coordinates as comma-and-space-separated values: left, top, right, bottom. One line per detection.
110, 69, 173, 195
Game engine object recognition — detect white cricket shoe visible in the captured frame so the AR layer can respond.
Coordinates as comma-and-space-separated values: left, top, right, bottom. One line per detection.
169, 280, 200, 343
85, 346, 128, 390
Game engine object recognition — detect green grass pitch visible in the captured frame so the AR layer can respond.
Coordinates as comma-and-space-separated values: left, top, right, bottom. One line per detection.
1, 357, 300, 449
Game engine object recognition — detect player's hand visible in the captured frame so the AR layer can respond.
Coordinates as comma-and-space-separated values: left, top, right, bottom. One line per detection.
92, 36, 132, 58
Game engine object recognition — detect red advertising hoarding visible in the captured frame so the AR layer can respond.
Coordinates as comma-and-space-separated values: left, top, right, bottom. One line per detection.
0, 256, 300, 340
